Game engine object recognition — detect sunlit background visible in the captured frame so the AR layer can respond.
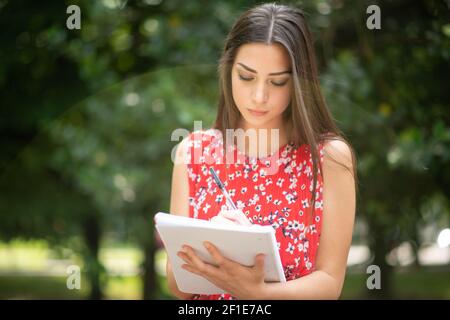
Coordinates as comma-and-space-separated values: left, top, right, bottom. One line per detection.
0, 0, 449, 299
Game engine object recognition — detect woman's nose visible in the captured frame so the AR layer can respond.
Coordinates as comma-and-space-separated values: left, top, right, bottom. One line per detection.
252, 82, 268, 104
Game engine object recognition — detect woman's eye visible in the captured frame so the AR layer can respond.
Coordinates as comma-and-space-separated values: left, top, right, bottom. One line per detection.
271, 81, 288, 87
238, 74, 253, 81
238, 74, 288, 87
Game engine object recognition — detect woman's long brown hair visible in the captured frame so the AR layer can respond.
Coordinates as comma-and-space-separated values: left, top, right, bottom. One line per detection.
214, 3, 357, 221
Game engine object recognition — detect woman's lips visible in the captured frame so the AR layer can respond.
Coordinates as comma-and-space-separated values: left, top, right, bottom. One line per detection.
247, 108, 269, 117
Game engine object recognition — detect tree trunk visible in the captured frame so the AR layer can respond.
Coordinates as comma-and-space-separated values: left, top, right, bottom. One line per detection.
142, 216, 158, 300
368, 221, 394, 299
83, 213, 103, 300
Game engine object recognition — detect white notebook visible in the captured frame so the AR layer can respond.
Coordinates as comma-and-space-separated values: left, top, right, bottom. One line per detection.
154, 212, 286, 295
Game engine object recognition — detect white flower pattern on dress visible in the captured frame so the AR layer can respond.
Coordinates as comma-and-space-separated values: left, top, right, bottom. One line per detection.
185, 129, 325, 299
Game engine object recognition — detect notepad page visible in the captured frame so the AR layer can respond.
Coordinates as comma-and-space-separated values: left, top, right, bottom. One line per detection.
155, 212, 286, 295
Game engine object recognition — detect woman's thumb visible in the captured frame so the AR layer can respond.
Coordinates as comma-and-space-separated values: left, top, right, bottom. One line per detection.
254, 253, 265, 271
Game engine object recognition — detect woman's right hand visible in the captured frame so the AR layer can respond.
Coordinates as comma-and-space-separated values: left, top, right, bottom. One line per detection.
210, 209, 253, 226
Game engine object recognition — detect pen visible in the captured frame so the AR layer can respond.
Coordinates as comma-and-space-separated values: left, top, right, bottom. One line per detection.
209, 167, 238, 210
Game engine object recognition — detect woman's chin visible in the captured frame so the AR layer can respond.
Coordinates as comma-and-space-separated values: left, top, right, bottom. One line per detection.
240, 114, 275, 130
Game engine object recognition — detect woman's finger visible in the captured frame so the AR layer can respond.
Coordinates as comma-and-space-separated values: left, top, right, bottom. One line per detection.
210, 215, 237, 225
182, 245, 208, 273
177, 251, 192, 264
219, 209, 252, 226
182, 245, 221, 278
203, 241, 230, 269
253, 253, 265, 274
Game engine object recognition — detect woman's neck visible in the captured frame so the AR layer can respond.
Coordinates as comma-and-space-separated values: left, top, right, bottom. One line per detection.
236, 118, 288, 158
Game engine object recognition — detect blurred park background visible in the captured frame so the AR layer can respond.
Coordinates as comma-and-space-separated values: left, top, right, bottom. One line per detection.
0, 0, 449, 299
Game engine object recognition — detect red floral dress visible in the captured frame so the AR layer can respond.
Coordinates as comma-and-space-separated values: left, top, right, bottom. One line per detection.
184, 128, 325, 300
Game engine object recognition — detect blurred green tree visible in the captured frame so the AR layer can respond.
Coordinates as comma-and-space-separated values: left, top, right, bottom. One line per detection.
320, 0, 450, 298
0, 0, 449, 300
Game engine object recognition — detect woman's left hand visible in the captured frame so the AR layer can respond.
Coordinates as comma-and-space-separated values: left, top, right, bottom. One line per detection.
177, 241, 266, 300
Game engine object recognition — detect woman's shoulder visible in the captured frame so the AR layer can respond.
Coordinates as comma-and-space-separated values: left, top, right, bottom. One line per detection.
320, 136, 354, 171
181, 128, 224, 165
186, 128, 223, 147
174, 129, 218, 164
293, 133, 352, 168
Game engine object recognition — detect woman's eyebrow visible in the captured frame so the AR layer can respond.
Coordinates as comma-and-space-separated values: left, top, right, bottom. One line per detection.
237, 62, 292, 76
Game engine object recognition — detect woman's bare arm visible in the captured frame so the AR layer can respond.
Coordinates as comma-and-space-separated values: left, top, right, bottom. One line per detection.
166, 136, 195, 300
257, 139, 356, 299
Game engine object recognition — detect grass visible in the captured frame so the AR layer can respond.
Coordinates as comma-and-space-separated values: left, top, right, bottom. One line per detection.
0, 275, 174, 300
340, 267, 450, 299
0, 240, 448, 299
0, 275, 88, 299
0, 269, 449, 299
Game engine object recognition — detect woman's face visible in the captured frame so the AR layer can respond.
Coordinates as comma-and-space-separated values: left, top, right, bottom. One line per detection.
231, 42, 292, 130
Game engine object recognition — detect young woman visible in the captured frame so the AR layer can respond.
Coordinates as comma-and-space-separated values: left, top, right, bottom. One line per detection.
167, 3, 357, 300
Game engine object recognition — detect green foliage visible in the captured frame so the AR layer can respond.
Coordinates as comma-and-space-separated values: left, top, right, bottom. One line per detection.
0, 0, 449, 299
